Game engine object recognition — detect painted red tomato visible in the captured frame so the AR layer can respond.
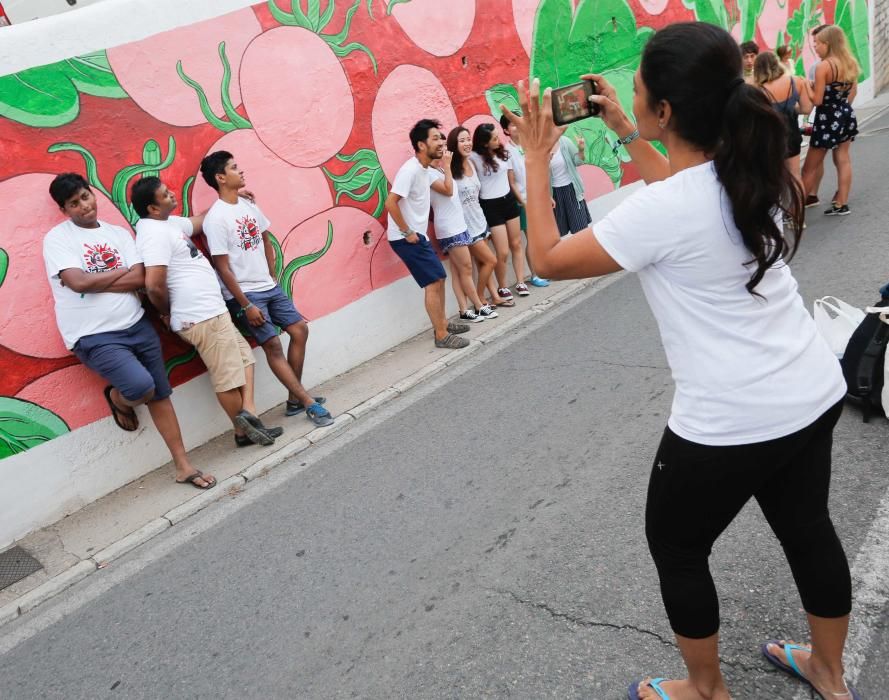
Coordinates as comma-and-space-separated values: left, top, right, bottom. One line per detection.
107, 8, 261, 127
0, 173, 131, 359
239, 27, 354, 168
282, 206, 384, 320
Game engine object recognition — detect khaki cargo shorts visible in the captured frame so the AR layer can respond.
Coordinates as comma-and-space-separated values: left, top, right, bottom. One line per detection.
177, 313, 255, 393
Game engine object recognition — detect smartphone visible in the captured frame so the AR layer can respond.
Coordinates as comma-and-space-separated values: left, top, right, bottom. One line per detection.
551, 79, 599, 125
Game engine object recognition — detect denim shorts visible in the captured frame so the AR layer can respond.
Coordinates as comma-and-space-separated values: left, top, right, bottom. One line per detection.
438, 231, 472, 254
470, 229, 491, 244
227, 284, 304, 346
390, 235, 447, 288
73, 314, 172, 402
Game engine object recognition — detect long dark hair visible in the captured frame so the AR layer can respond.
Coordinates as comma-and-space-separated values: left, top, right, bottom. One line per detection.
447, 126, 469, 180
641, 22, 804, 294
471, 123, 509, 176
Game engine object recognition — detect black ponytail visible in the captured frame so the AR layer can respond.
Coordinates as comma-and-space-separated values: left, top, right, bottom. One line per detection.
640, 22, 804, 295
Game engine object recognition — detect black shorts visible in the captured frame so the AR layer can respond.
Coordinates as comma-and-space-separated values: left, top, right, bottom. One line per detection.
479, 191, 520, 228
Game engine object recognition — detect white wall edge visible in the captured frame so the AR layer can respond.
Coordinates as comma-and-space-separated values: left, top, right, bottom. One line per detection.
0, 0, 260, 76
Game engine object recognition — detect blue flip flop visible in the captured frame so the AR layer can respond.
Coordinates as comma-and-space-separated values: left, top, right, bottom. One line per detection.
627, 677, 671, 700
761, 640, 861, 699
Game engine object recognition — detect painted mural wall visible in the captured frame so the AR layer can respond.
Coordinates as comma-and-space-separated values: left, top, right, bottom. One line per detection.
0, 0, 873, 464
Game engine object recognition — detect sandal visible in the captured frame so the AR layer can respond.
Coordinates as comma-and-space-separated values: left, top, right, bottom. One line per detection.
176, 470, 216, 490
494, 298, 516, 307
627, 678, 671, 699
103, 385, 138, 432
434, 333, 470, 349
761, 640, 861, 699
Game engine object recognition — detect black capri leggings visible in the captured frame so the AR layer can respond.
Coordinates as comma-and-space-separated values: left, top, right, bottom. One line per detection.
645, 400, 851, 639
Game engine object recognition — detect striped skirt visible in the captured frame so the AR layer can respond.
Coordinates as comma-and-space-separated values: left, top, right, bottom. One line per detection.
553, 183, 592, 236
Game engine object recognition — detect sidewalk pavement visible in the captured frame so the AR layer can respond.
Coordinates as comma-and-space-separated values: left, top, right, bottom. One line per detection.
0, 276, 597, 628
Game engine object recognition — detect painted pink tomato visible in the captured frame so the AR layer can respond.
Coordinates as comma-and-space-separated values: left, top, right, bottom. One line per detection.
372, 65, 458, 182
390, 0, 476, 57
0, 173, 131, 359
107, 8, 261, 127
282, 207, 384, 320
579, 166, 615, 203
239, 27, 354, 168
369, 235, 410, 291
638, 0, 670, 15
757, 0, 789, 48
16, 364, 107, 430
512, 0, 538, 57
192, 129, 333, 240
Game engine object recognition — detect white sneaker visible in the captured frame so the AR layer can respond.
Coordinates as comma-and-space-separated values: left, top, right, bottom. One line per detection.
478, 304, 499, 319
459, 309, 483, 323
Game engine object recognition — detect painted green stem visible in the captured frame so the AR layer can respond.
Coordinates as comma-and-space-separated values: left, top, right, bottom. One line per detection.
177, 42, 252, 132
280, 221, 335, 299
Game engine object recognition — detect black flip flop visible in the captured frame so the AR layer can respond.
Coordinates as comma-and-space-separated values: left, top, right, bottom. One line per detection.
176, 470, 216, 490
103, 385, 138, 432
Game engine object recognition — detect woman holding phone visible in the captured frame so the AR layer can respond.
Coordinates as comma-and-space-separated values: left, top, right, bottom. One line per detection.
502, 21, 857, 700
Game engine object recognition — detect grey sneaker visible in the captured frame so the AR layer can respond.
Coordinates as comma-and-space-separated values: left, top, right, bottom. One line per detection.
435, 333, 470, 349
234, 411, 275, 446
447, 321, 471, 334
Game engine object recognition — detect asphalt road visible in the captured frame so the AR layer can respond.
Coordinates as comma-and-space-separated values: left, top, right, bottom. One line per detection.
2, 110, 888, 700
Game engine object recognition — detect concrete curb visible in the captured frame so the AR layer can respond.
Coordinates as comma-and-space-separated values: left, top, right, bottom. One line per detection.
0, 280, 601, 631
0, 560, 96, 625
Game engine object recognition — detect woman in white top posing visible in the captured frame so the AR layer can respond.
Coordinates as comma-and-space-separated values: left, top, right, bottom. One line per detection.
503, 21, 857, 700
429, 149, 499, 322
470, 124, 530, 301
448, 126, 512, 308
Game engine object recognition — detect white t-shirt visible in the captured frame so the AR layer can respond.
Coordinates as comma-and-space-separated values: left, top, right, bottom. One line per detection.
455, 165, 489, 237
136, 216, 227, 331
43, 219, 145, 349
203, 198, 276, 300
429, 169, 468, 239
505, 143, 526, 199
386, 157, 433, 242
593, 161, 845, 446
468, 151, 513, 199
550, 148, 572, 187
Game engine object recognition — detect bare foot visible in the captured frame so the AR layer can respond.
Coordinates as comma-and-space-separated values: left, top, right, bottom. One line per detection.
766, 642, 851, 698
635, 677, 731, 700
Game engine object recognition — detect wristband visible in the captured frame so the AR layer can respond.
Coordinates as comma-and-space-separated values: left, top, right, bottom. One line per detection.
238, 302, 254, 318
612, 128, 640, 155
400, 229, 415, 238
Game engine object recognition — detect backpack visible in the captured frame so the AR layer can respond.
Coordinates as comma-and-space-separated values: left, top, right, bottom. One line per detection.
839, 297, 889, 422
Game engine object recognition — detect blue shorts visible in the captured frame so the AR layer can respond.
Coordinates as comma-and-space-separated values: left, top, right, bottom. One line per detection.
227, 284, 304, 346
438, 231, 472, 254
73, 314, 172, 402
390, 235, 447, 288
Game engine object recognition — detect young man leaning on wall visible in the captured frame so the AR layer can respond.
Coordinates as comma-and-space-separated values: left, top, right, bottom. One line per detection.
199, 151, 334, 428
131, 176, 283, 454
42, 173, 216, 489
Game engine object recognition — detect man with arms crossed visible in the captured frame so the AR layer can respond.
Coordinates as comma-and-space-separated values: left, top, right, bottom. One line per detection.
43, 173, 215, 489
384, 119, 470, 349
131, 176, 282, 449
199, 151, 334, 427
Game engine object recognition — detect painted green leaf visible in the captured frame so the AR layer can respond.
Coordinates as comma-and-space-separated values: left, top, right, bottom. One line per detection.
164, 348, 198, 376
322, 149, 389, 217
0, 248, 8, 289
0, 51, 127, 128
485, 84, 521, 118
387, 0, 411, 14
281, 221, 334, 299
530, 0, 650, 185
681, 0, 731, 30
835, 0, 870, 81
739, 0, 767, 41
0, 397, 69, 460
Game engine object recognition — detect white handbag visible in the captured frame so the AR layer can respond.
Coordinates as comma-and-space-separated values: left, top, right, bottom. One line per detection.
813, 296, 866, 358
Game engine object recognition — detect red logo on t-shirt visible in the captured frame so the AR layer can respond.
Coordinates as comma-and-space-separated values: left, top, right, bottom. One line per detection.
82, 242, 123, 273
235, 215, 262, 251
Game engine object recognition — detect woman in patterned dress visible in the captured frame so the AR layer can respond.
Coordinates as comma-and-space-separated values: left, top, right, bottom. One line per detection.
801, 25, 859, 216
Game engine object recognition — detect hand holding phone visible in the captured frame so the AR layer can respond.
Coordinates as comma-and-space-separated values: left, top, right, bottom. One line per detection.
551, 79, 600, 126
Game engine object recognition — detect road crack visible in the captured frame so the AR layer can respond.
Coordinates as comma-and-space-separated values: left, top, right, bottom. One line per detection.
494, 588, 677, 649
